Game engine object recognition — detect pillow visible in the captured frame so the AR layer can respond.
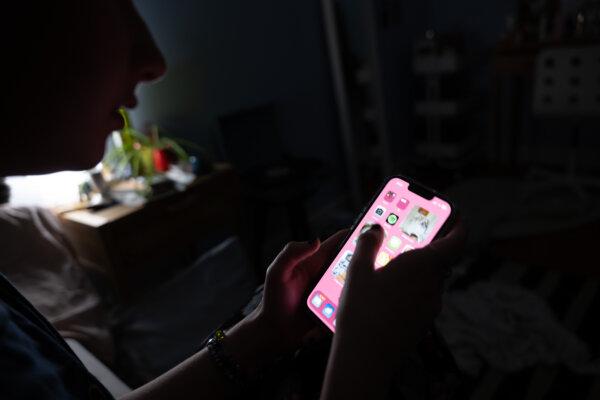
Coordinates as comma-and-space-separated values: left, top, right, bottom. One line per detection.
0, 206, 114, 363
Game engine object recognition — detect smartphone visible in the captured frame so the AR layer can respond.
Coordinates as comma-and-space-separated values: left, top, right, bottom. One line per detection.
306, 175, 455, 333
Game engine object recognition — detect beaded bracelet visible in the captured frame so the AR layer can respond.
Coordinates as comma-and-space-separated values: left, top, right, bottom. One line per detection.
206, 329, 248, 387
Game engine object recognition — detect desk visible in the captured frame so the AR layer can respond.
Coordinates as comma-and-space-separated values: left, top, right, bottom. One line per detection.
57, 163, 240, 301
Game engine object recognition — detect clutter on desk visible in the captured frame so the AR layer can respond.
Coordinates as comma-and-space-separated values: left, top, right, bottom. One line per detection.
81, 108, 211, 207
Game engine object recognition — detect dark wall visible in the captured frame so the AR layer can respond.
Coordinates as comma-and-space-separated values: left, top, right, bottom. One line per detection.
131, 0, 344, 178
329, 0, 514, 169
428, 0, 515, 47
427, 0, 516, 93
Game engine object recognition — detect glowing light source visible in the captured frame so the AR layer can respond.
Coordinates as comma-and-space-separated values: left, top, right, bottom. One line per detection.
5, 168, 97, 208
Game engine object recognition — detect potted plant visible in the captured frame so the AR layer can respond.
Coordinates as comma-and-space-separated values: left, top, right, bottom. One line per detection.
103, 108, 191, 179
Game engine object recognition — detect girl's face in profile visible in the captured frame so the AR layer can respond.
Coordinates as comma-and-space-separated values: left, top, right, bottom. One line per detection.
4, 0, 166, 175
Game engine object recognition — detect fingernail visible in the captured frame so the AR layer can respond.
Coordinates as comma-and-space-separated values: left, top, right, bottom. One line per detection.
367, 224, 382, 232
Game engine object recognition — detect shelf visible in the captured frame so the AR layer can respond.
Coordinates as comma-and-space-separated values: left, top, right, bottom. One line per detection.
415, 100, 466, 117
415, 141, 472, 159
413, 51, 461, 74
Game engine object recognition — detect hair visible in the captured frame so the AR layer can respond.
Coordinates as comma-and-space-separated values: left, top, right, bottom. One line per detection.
5, 3, 62, 114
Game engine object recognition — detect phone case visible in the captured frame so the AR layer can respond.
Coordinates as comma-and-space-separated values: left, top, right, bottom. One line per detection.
305, 174, 457, 328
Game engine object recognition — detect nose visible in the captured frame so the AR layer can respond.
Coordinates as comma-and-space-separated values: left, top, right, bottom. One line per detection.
131, 11, 167, 83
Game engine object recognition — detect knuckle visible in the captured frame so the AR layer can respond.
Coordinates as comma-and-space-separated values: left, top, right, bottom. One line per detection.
282, 241, 301, 253
282, 243, 293, 254
412, 247, 448, 272
264, 265, 277, 281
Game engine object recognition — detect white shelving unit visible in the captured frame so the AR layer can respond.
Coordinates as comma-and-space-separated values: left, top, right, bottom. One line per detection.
413, 37, 473, 165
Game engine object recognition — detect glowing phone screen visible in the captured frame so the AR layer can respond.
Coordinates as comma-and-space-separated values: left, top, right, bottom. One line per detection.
306, 177, 452, 332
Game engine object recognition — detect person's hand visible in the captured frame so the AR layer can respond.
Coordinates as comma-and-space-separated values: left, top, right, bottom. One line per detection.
335, 220, 466, 365
244, 229, 349, 353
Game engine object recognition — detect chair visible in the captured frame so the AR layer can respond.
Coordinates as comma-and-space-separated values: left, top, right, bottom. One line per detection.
217, 104, 323, 275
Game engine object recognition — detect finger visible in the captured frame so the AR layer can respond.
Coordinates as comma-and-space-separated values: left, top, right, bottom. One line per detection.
303, 325, 329, 345
345, 224, 384, 284
297, 229, 350, 278
386, 218, 467, 280
426, 217, 467, 266
267, 240, 321, 282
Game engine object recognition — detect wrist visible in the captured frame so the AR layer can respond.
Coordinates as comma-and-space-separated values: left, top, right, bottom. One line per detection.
221, 312, 281, 377
322, 328, 394, 400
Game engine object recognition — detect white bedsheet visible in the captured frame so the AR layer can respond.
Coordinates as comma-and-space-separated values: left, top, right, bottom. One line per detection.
0, 206, 114, 363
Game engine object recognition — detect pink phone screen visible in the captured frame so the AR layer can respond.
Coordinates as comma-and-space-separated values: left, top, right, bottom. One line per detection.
306, 177, 452, 332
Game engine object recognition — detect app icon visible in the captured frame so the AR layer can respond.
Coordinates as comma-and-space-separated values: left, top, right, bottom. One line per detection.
311, 293, 325, 308
400, 206, 437, 243
388, 236, 402, 250
386, 213, 398, 225
384, 191, 396, 202
374, 206, 386, 218
376, 251, 391, 267
397, 197, 409, 210
332, 251, 352, 286
322, 304, 335, 319
402, 244, 415, 252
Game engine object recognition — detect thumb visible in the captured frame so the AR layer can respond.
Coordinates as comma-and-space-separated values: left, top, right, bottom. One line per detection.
346, 224, 384, 285
267, 239, 320, 282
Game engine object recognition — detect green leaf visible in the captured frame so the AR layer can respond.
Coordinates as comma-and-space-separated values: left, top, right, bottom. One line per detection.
161, 138, 189, 160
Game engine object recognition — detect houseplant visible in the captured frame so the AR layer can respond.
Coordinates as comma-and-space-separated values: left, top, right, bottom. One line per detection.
103, 108, 190, 179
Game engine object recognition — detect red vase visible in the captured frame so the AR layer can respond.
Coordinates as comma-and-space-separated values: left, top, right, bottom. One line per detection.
153, 149, 170, 172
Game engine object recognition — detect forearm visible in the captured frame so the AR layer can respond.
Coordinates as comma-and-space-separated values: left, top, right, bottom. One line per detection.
121, 313, 279, 400
120, 344, 227, 400
320, 332, 393, 400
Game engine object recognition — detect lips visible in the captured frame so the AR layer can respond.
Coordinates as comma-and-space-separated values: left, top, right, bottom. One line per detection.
109, 109, 125, 131
123, 94, 138, 109
109, 93, 137, 130
124, 96, 138, 108
114, 91, 138, 111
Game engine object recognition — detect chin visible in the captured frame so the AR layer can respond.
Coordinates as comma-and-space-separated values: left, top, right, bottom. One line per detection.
63, 152, 104, 172
59, 134, 108, 172
28, 148, 104, 176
